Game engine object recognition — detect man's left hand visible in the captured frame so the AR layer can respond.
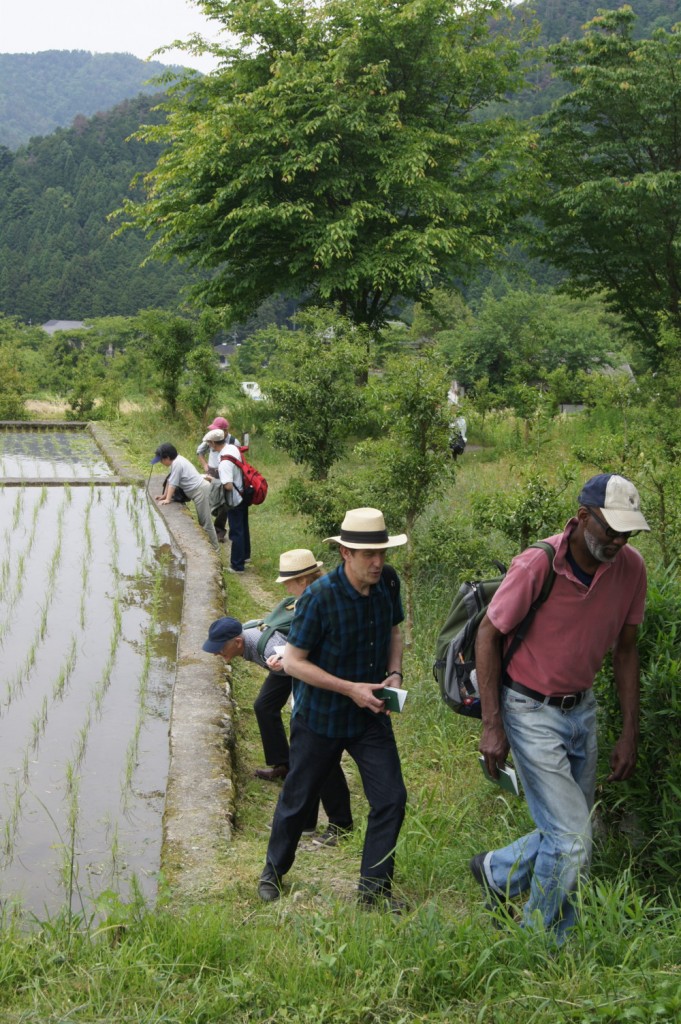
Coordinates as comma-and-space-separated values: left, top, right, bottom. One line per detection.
350, 683, 389, 714
607, 734, 638, 781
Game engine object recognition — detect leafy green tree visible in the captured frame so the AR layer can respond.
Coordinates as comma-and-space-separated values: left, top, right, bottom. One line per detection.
65, 353, 103, 420
472, 471, 576, 551
358, 350, 452, 532
179, 343, 223, 422
356, 348, 453, 633
0, 347, 26, 419
134, 309, 205, 413
409, 288, 470, 343
264, 308, 369, 480
438, 287, 623, 390
530, 9, 681, 362
123, 0, 537, 331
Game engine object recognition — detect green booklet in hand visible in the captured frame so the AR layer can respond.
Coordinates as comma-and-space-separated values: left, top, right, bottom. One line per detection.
374, 686, 408, 713
478, 756, 520, 796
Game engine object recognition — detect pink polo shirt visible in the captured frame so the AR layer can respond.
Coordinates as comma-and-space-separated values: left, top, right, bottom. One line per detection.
487, 519, 647, 696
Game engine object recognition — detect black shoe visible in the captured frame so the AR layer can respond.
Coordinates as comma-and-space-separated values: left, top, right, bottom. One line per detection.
311, 825, 352, 848
258, 876, 281, 903
358, 892, 407, 915
469, 852, 508, 909
254, 764, 289, 782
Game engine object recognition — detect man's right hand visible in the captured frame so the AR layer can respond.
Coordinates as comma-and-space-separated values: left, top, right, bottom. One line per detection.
479, 724, 510, 780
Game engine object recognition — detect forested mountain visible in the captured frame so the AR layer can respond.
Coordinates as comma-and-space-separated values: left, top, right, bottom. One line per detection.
0, 94, 196, 322
0, 4, 678, 325
0, 51, 182, 150
517, 0, 679, 42
491, 1, 681, 124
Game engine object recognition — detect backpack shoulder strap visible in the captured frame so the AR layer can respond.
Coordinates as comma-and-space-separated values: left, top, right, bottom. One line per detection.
255, 597, 297, 659
219, 452, 244, 494
501, 540, 556, 670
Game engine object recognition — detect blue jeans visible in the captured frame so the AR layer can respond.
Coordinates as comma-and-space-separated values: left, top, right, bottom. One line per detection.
262, 714, 407, 897
483, 686, 598, 941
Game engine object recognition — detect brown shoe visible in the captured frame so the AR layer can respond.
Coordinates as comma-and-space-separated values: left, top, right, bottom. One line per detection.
254, 765, 289, 782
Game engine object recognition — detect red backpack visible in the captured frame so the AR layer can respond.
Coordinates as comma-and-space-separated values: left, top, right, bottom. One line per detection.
220, 452, 268, 506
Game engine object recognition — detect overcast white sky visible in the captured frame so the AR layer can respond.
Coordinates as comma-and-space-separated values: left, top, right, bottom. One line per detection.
1, 0, 225, 72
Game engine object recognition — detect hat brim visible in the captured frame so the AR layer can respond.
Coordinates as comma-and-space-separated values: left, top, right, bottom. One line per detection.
203, 634, 242, 653
324, 534, 407, 549
600, 508, 650, 532
276, 560, 323, 583
151, 455, 162, 464
202, 638, 228, 653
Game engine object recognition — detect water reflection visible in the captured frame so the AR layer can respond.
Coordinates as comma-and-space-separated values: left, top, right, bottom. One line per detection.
0, 430, 113, 479
0, 479, 184, 921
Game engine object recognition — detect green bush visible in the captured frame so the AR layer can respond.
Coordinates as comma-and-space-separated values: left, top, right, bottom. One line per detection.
596, 565, 681, 886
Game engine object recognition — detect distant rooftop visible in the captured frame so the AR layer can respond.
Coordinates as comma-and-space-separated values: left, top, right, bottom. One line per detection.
41, 320, 86, 335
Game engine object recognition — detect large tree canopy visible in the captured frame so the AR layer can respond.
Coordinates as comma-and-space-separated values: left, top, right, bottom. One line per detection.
122, 0, 537, 330
530, 8, 681, 363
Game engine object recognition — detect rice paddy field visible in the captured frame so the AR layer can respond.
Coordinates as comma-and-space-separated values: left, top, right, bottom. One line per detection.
0, 428, 184, 920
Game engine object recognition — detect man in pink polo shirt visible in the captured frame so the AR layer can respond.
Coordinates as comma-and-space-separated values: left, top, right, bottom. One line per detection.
472, 474, 649, 942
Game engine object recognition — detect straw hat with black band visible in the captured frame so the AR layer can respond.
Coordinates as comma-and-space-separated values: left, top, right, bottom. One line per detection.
275, 549, 324, 583
325, 507, 407, 550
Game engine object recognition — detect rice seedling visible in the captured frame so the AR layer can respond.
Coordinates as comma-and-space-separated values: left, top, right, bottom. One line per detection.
72, 710, 92, 769
2, 777, 25, 864
28, 695, 50, 753
108, 504, 120, 566
51, 636, 78, 702
11, 487, 24, 531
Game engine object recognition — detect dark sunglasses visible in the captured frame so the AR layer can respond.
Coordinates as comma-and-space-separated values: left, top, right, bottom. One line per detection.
586, 506, 639, 541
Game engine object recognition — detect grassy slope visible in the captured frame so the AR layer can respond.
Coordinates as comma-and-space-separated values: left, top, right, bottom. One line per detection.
1, 410, 679, 1023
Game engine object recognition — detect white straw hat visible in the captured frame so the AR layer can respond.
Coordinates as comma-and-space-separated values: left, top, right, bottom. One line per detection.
325, 508, 407, 549
276, 549, 324, 583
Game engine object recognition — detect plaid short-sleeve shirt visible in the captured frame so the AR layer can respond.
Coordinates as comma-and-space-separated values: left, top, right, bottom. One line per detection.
287, 563, 404, 738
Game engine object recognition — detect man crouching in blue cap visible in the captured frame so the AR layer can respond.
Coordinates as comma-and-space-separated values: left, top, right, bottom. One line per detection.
202, 616, 353, 841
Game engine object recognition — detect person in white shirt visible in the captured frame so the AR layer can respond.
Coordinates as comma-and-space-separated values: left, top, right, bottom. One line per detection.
152, 443, 219, 551
203, 429, 248, 573
196, 416, 241, 477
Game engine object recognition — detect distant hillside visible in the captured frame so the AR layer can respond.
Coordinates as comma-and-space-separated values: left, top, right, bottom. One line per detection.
0, 50, 185, 149
491, 0, 681, 120
516, 0, 680, 43
0, 93, 198, 322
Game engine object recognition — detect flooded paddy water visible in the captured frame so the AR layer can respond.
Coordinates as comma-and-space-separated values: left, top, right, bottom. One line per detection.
0, 427, 184, 920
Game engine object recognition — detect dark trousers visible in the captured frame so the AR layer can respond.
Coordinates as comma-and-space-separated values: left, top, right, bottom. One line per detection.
221, 502, 246, 571
244, 506, 251, 561
263, 714, 407, 897
255, 673, 352, 831
216, 501, 251, 564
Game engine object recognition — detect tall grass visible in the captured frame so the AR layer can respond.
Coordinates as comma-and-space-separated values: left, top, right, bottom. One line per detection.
0, 406, 674, 1022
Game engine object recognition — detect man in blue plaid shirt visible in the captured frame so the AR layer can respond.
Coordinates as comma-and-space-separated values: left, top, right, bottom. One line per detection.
258, 508, 409, 911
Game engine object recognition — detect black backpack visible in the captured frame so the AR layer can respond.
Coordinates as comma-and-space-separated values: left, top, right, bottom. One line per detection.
433, 541, 555, 719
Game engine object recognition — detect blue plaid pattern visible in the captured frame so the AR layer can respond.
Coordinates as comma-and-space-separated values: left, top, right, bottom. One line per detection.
288, 563, 404, 738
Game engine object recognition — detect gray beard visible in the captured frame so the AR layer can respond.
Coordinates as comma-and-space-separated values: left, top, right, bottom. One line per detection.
584, 527, 617, 563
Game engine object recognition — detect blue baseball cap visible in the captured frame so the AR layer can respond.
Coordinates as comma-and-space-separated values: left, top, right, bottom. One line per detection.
151, 442, 177, 464
202, 617, 243, 653
578, 474, 650, 532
